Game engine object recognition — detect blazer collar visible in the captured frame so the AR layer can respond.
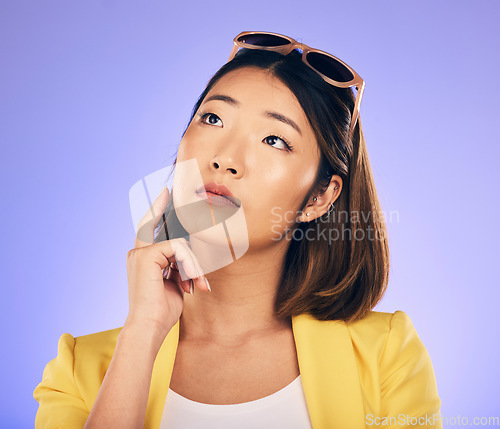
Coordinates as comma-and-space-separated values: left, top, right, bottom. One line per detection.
143, 313, 365, 429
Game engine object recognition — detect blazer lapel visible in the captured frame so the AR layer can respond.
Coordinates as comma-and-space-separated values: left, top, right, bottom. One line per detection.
292, 313, 366, 429
143, 313, 365, 429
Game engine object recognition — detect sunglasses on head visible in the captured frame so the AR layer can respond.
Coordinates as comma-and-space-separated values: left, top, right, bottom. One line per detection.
228, 31, 365, 138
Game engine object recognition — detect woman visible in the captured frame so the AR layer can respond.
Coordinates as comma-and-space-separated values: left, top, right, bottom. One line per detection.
34, 31, 442, 429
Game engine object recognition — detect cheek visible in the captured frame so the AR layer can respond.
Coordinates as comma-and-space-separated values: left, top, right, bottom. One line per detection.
247, 161, 317, 230
177, 124, 208, 159
258, 160, 317, 206
177, 136, 194, 162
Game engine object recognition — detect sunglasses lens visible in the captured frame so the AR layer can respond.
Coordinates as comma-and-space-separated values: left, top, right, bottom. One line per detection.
237, 33, 291, 47
306, 52, 354, 82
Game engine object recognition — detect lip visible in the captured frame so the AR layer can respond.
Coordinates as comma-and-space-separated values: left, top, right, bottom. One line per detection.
195, 182, 241, 207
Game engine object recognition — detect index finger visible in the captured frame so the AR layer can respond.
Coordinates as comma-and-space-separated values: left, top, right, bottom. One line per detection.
135, 185, 170, 249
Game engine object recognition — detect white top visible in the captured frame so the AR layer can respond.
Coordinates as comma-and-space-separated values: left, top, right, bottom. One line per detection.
159, 374, 313, 429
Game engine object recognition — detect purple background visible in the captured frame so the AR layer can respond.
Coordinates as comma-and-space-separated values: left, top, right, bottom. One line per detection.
1, 0, 499, 427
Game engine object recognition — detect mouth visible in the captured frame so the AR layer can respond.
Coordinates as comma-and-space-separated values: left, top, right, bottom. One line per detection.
195, 182, 241, 208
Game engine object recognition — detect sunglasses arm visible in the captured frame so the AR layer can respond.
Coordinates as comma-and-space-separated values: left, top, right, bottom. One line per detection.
350, 81, 366, 137
228, 43, 239, 62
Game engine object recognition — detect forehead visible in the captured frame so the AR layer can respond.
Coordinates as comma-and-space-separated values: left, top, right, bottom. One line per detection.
209, 67, 294, 98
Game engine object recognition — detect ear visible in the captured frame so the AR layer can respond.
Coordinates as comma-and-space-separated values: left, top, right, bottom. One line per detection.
297, 175, 343, 222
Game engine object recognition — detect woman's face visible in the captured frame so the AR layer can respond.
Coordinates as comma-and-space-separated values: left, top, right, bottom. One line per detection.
175, 67, 321, 250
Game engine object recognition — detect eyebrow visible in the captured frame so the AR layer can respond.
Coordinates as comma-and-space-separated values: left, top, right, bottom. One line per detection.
203, 94, 303, 137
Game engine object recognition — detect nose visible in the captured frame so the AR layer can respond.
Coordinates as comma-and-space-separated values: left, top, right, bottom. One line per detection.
210, 154, 244, 179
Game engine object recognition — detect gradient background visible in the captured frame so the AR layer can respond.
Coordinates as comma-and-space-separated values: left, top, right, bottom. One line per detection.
1, 0, 499, 427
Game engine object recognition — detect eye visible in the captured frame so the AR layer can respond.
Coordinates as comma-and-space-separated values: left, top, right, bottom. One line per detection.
199, 112, 222, 127
197, 111, 294, 152
264, 135, 294, 152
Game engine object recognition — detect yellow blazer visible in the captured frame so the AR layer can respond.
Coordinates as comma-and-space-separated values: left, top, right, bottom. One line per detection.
34, 310, 442, 429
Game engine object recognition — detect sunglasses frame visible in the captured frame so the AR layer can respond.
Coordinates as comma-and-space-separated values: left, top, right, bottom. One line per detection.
228, 30, 365, 138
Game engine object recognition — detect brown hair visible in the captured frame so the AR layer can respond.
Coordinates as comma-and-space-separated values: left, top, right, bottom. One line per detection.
155, 47, 389, 323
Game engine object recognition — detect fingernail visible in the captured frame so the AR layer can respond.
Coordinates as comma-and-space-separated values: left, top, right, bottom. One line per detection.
205, 277, 211, 292
190, 279, 194, 295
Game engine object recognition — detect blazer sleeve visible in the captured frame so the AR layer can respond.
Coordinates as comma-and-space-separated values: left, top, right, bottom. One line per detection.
33, 333, 89, 429
379, 311, 443, 429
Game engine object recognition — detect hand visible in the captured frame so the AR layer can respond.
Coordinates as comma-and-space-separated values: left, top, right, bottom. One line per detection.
125, 185, 210, 340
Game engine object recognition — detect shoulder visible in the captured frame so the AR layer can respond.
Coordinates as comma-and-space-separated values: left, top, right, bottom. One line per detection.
34, 326, 124, 427
350, 311, 441, 406
346, 310, 431, 363
346, 309, 413, 340
46, 326, 123, 367
71, 327, 124, 383
72, 326, 123, 359
59, 327, 124, 400
348, 311, 441, 421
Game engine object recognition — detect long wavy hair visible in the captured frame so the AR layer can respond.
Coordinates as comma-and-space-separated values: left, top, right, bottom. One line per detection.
154, 47, 390, 323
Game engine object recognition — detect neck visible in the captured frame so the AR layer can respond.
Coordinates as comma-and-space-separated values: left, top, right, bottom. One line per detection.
178, 235, 292, 347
